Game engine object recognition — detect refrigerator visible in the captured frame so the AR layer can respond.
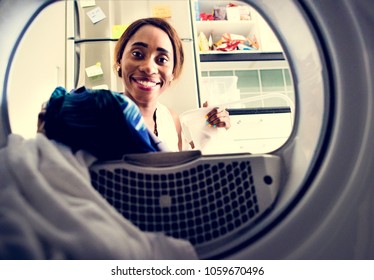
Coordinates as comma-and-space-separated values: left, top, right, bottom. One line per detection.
68, 0, 200, 114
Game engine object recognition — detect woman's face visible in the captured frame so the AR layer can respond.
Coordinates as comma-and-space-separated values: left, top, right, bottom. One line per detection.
120, 25, 175, 106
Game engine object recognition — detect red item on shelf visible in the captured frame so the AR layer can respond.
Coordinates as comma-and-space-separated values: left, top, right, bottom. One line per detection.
227, 3, 237, 7
200, 13, 214, 21
216, 41, 241, 51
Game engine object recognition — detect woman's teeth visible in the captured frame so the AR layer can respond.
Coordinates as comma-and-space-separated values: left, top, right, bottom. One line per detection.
138, 80, 158, 87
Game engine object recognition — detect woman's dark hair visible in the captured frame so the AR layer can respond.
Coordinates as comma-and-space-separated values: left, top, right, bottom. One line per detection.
114, 17, 184, 79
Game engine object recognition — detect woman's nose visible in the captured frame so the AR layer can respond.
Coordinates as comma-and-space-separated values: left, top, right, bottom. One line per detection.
139, 59, 158, 75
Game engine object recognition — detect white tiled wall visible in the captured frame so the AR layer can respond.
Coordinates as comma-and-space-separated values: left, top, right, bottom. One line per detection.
200, 60, 294, 109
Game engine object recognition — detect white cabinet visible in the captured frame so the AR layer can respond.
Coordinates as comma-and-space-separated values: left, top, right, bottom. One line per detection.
195, 20, 258, 52
229, 111, 293, 154
190, 1, 293, 155
192, 0, 283, 54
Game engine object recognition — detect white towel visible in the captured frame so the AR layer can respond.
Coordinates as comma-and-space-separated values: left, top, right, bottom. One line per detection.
0, 133, 197, 260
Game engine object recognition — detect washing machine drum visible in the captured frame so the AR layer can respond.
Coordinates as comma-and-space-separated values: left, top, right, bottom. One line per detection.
1, 0, 374, 259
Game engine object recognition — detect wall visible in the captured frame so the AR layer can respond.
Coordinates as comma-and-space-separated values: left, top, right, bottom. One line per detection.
7, 2, 66, 139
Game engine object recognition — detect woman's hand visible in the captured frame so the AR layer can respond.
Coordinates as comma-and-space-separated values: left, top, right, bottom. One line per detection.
205, 106, 231, 130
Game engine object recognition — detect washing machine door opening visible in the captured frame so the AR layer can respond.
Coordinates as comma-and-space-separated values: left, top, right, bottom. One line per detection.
1, 0, 346, 259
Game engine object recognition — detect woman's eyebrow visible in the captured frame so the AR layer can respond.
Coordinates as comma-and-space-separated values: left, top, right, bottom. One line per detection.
132, 42, 148, 48
131, 42, 170, 54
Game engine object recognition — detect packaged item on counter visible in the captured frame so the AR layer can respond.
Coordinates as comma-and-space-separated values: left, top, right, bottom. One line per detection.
226, 3, 240, 21
237, 43, 254, 51
213, 38, 224, 49
214, 33, 258, 52
216, 41, 240, 51
239, 5, 251, 20
208, 34, 213, 50
247, 34, 259, 49
200, 13, 214, 21
222, 33, 247, 42
198, 31, 210, 52
213, 5, 226, 20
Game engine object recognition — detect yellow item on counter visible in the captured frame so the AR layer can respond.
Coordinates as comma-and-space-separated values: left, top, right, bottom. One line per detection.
214, 38, 224, 48
198, 31, 210, 52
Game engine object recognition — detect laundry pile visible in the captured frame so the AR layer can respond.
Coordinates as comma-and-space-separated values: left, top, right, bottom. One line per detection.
0, 133, 197, 259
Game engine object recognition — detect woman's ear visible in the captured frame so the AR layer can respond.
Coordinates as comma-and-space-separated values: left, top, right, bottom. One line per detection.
116, 63, 122, 77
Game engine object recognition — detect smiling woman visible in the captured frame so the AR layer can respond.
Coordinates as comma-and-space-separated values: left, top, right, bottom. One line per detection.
2, 0, 374, 261
113, 18, 184, 151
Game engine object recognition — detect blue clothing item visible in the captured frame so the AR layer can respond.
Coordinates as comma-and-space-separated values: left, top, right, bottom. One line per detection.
44, 86, 161, 160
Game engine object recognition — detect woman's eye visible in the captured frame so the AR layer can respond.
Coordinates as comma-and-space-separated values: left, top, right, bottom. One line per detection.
131, 51, 143, 59
158, 56, 169, 64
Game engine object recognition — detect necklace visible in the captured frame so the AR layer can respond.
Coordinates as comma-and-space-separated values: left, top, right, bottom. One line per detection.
153, 108, 158, 136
